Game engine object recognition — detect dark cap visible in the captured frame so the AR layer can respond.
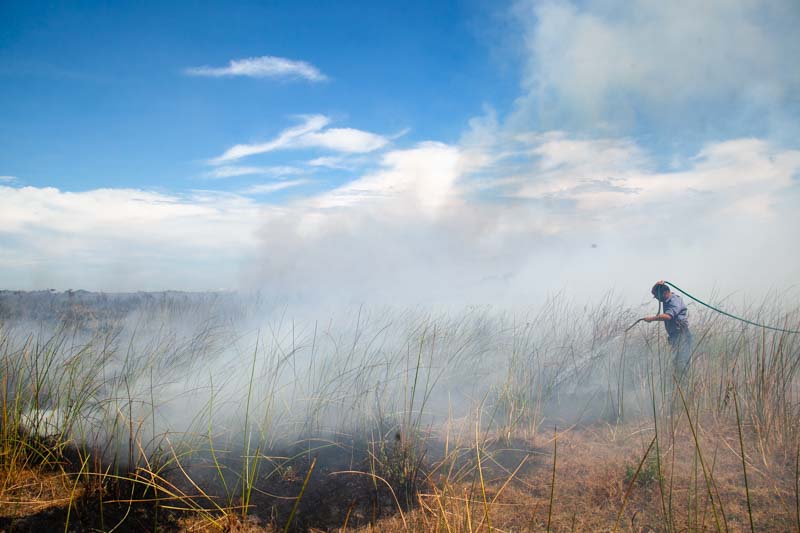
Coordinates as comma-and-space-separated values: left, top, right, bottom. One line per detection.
651, 283, 671, 297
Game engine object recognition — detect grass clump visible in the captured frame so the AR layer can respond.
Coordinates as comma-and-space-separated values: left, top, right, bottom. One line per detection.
624, 454, 661, 488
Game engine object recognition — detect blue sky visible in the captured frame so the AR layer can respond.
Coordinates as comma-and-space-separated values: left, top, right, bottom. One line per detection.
1, 0, 799, 303
1, 0, 515, 192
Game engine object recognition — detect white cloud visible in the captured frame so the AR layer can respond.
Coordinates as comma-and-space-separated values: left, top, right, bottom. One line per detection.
299, 128, 388, 153
310, 142, 462, 215
211, 115, 330, 164
205, 165, 306, 179
0, 186, 263, 290
0, 186, 260, 248
2, 136, 798, 300
308, 156, 351, 169
0, 175, 17, 183
184, 55, 327, 82
240, 134, 800, 305
506, 136, 800, 217
241, 179, 310, 195
210, 115, 388, 164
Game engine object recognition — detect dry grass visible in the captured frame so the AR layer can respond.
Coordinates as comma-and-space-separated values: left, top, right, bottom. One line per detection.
0, 467, 78, 518
1, 291, 799, 531
401, 422, 793, 532
2, 417, 797, 531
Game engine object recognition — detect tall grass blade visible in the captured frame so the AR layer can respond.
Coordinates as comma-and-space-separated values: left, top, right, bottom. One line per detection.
283, 456, 317, 533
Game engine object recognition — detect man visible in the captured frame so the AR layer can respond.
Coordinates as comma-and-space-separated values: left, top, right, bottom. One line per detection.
644, 281, 692, 376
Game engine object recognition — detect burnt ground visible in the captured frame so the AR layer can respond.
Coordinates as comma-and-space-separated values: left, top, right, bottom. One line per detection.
2, 420, 797, 532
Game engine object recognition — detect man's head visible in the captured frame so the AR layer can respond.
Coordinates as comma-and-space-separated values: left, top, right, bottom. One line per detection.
651, 283, 672, 302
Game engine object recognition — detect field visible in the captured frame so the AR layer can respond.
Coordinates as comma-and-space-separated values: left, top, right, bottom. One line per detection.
1, 290, 799, 532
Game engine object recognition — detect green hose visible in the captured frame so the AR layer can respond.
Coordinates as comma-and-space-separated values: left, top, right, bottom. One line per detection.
664, 280, 800, 335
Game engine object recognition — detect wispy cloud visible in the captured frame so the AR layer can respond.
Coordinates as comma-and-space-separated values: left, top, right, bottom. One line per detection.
211, 115, 330, 164
0, 176, 18, 183
306, 155, 372, 170
240, 179, 310, 195
308, 156, 350, 169
184, 55, 327, 82
210, 115, 389, 164
204, 165, 305, 179
303, 128, 389, 153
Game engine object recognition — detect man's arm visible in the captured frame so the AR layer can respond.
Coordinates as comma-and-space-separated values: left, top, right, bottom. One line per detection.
644, 313, 672, 322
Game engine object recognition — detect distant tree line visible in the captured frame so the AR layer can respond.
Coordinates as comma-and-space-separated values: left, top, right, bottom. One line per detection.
0, 290, 247, 327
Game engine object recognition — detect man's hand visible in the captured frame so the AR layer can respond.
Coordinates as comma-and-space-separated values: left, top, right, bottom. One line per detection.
643, 316, 655, 322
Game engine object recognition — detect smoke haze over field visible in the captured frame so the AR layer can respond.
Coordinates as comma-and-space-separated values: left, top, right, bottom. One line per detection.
1, 0, 798, 304
4, 5, 800, 529
2, 136, 798, 306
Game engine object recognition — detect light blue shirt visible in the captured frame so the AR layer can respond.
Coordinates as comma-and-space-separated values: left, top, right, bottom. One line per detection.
662, 293, 689, 337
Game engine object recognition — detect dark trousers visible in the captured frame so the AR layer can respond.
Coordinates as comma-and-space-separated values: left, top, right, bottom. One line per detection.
668, 331, 693, 377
